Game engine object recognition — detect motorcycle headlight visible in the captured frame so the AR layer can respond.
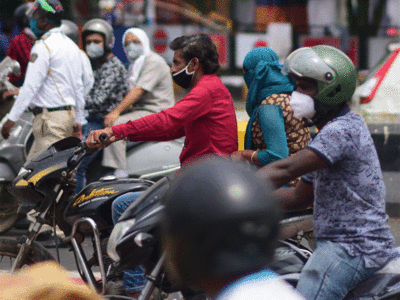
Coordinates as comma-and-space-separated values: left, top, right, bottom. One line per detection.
107, 218, 135, 262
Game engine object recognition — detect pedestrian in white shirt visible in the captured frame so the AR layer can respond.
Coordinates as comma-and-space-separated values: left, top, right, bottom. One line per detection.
60, 19, 94, 97
1, 0, 85, 161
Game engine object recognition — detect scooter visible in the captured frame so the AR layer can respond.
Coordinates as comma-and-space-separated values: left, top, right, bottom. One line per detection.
108, 178, 400, 300
106, 177, 315, 300
0, 110, 183, 234
0, 136, 157, 297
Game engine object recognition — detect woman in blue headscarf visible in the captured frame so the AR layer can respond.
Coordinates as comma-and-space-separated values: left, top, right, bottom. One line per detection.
231, 47, 310, 170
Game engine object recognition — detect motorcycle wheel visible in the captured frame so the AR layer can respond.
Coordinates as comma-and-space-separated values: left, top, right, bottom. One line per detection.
0, 182, 20, 234
0, 237, 55, 270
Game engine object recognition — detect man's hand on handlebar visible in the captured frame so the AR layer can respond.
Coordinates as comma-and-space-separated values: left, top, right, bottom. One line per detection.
86, 127, 121, 149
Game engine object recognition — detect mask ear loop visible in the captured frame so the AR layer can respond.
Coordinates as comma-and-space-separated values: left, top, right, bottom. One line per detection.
174, 58, 195, 76
185, 58, 196, 75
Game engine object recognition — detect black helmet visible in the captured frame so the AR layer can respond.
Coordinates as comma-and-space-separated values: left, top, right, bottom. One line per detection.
161, 157, 282, 288
14, 3, 33, 29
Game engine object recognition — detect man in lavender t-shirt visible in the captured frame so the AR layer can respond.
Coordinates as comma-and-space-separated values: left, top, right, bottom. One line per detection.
258, 45, 399, 300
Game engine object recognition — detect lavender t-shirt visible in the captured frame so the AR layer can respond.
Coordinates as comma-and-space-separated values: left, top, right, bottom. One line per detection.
302, 107, 398, 268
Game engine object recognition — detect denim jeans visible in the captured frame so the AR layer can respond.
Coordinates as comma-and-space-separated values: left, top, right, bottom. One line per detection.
112, 192, 146, 294
296, 239, 379, 300
74, 116, 104, 194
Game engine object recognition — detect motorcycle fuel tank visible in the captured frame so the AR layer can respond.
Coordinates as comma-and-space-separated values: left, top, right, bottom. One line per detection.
64, 177, 153, 232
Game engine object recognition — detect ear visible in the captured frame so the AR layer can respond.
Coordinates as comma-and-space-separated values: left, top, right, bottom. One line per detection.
189, 57, 200, 72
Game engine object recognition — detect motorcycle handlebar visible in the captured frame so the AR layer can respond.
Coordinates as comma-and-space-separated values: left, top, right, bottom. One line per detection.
99, 133, 108, 143
69, 133, 108, 169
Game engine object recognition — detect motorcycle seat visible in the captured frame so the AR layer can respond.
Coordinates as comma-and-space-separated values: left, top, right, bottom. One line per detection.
126, 141, 145, 151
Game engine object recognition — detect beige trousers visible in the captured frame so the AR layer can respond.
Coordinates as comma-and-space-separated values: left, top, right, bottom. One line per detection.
27, 108, 75, 235
102, 110, 153, 169
27, 108, 75, 161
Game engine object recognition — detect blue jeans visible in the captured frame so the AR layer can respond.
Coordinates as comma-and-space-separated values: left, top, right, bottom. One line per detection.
74, 116, 104, 194
296, 240, 379, 300
112, 192, 146, 294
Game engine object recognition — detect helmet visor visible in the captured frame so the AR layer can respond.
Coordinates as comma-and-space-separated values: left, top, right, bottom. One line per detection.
282, 47, 336, 84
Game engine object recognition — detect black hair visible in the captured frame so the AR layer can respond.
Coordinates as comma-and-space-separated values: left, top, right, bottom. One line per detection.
14, 4, 30, 29
169, 33, 220, 74
35, 6, 63, 27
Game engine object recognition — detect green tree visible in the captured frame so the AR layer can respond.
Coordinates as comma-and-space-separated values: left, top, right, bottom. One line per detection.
346, 0, 388, 69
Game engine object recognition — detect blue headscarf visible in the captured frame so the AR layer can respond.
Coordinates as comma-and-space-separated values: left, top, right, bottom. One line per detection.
243, 47, 295, 149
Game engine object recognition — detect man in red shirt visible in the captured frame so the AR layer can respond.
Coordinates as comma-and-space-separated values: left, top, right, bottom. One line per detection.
86, 33, 238, 166
86, 33, 238, 298
6, 3, 35, 88
1, 3, 36, 112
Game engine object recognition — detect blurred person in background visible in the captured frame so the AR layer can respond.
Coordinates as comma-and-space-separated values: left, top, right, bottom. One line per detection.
102, 27, 175, 178
4, 3, 35, 89
1, 0, 85, 161
0, 17, 16, 62
74, 18, 128, 194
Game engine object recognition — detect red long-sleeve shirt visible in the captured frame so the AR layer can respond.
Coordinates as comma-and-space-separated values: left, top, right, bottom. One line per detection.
112, 74, 238, 166
6, 30, 35, 85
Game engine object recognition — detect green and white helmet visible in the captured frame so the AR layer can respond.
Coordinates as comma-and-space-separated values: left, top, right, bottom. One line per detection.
283, 45, 357, 105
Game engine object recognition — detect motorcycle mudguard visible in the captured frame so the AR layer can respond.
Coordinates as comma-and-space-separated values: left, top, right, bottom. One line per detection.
64, 177, 154, 232
0, 161, 16, 181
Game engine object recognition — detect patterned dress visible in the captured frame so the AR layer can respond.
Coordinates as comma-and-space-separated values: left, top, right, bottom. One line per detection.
252, 93, 311, 185
85, 56, 128, 119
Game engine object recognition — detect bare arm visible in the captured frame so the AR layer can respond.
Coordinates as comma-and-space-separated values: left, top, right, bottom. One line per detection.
115, 86, 145, 114
104, 86, 145, 127
257, 148, 328, 188
274, 180, 314, 211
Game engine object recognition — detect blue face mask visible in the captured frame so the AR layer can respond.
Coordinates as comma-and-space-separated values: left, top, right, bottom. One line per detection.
29, 18, 44, 38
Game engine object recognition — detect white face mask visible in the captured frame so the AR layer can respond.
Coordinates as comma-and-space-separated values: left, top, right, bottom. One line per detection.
86, 43, 104, 59
125, 43, 144, 61
289, 91, 316, 120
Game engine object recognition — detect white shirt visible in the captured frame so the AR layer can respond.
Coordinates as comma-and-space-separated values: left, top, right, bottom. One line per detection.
8, 28, 85, 124
80, 49, 94, 97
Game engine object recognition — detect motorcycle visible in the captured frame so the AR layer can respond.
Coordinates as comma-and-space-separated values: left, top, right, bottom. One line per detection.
0, 57, 24, 233
0, 136, 158, 296
108, 178, 400, 300
0, 109, 183, 234
106, 177, 315, 300
271, 226, 400, 299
